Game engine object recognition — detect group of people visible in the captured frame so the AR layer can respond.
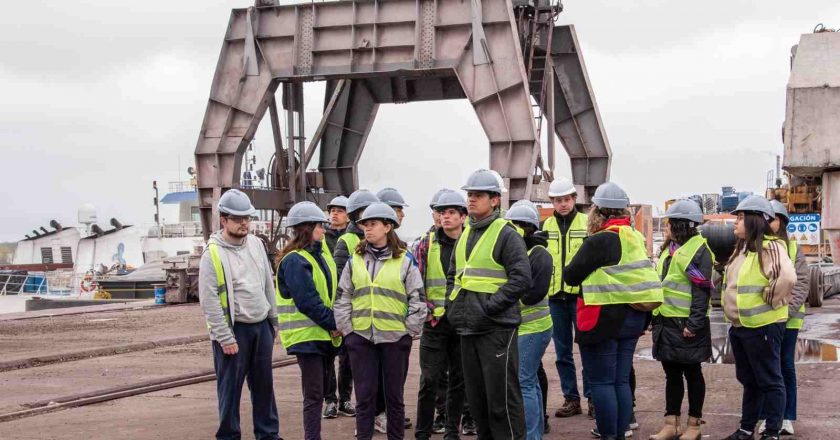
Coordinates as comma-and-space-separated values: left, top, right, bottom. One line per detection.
198, 169, 807, 440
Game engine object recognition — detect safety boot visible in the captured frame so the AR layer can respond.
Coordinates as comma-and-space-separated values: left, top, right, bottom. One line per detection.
649, 415, 680, 440
680, 417, 701, 440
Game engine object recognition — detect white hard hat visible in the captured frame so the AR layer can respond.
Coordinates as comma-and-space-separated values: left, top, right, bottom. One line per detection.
548, 177, 576, 198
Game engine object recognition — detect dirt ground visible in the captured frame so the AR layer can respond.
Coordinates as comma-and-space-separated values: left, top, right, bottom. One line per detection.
0, 300, 838, 439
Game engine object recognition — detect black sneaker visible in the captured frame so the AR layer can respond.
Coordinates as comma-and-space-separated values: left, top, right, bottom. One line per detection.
461, 415, 477, 436
322, 401, 338, 419
404, 417, 412, 429
338, 401, 356, 417
722, 429, 754, 440
543, 416, 551, 434
759, 436, 779, 440
591, 427, 633, 438
432, 413, 445, 434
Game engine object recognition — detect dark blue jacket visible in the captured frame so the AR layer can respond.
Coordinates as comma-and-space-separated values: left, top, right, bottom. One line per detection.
277, 241, 337, 356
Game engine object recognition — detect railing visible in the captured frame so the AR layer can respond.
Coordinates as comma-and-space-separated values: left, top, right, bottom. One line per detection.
0, 270, 105, 297
168, 181, 196, 193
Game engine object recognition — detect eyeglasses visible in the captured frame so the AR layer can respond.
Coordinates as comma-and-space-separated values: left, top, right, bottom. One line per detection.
224, 216, 253, 224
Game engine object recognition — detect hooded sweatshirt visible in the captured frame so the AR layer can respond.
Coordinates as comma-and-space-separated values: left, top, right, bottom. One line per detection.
199, 231, 279, 345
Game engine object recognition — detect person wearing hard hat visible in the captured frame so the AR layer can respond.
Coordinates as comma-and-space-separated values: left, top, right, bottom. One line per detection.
541, 177, 592, 419
198, 189, 281, 440
445, 169, 531, 439
333, 202, 427, 440
333, 189, 380, 273
505, 201, 554, 440
414, 190, 475, 439
377, 187, 409, 224
561, 182, 663, 440
648, 200, 714, 440
324, 196, 350, 255
720, 195, 795, 440
275, 201, 343, 440
755, 200, 809, 437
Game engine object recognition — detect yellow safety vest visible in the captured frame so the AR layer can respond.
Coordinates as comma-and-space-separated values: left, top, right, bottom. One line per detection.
350, 252, 408, 335
275, 247, 341, 349
450, 218, 509, 300
581, 225, 664, 306
425, 232, 447, 319
338, 232, 361, 255
786, 240, 805, 330
519, 245, 553, 335
542, 213, 588, 296
726, 237, 789, 328
208, 243, 233, 328
654, 234, 714, 318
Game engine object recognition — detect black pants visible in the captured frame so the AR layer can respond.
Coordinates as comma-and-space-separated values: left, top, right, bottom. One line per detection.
537, 362, 548, 419
661, 361, 705, 418
347, 333, 413, 440
298, 354, 330, 440
212, 319, 280, 440
461, 329, 525, 440
730, 323, 786, 436
416, 327, 466, 440
325, 347, 353, 404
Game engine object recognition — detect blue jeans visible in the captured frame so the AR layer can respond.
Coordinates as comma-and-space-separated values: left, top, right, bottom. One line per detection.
549, 296, 590, 400
730, 323, 786, 436
781, 328, 798, 420
519, 329, 552, 440
579, 309, 645, 438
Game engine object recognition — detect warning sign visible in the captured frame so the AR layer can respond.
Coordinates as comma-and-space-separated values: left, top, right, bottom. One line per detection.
787, 213, 821, 245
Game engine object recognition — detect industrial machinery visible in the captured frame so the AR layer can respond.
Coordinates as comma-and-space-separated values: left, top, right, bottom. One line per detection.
193, 0, 612, 239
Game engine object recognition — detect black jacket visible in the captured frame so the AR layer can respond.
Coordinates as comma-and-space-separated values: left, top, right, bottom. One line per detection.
324, 225, 347, 255
445, 212, 532, 335
521, 232, 553, 306
422, 227, 460, 334
651, 243, 713, 364
332, 222, 364, 273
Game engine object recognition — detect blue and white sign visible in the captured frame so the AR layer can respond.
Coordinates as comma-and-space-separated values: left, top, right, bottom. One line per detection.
787, 213, 821, 245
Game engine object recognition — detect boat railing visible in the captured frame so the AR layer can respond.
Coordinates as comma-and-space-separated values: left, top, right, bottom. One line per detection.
0, 270, 106, 297
142, 221, 277, 239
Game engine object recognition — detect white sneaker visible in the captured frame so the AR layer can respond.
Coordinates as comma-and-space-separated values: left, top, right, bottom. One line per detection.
781, 419, 795, 435
374, 413, 387, 434
756, 419, 766, 434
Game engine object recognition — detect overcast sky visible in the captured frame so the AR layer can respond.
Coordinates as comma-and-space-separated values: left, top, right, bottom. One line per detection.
2, 0, 838, 242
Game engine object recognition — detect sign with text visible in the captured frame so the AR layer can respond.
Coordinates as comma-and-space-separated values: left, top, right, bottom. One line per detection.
787, 213, 821, 245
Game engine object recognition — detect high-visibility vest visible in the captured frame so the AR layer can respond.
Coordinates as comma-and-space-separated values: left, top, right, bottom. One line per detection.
208, 243, 234, 328
581, 225, 664, 306
519, 245, 554, 335
726, 236, 789, 328
786, 240, 805, 330
449, 218, 509, 300
275, 247, 340, 349
425, 232, 447, 319
654, 234, 714, 318
350, 252, 408, 334
338, 232, 361, 255
542, 213, 588, 296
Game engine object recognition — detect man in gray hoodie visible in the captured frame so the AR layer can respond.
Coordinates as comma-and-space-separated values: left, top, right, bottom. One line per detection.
199, 189, 281, 440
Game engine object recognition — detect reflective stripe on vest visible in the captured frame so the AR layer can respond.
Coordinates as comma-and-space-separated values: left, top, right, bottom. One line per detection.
450, 218, 508, 301
542, 213, 588, 296
275, 247, 341, 349
350, 252, 408, 333
786, 240, 805, 330
653, 235, 714, 318
338, 232, 361, 255
581, 225, 664, 306
519, 245, 553, 335
425, 232, 447, 318
731, 237, 789, 328
208, 243, 233, 328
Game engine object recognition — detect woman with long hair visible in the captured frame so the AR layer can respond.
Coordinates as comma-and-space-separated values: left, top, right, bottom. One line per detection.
562, 182, 663, 440
275, 201, 342, 440
333, 202, 427, 440
721, 196, 796, 440
649, 200, 714, 440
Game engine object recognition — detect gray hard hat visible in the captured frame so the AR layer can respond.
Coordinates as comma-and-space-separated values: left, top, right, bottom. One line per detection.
461, 169, 503, 194
732, 195, 775, 219
357, 202, 400, 227
769, 200, 790, 221
591, 182, 630, 209
287, 201, 329, 227
434, 191, 468, 210
505, 203, 540, 229
511, 199, 539, 214
664, 199, 704, 224
347, 189, 380, 214
377, 187, 409, 208
218, 189, 256, 216
326, 196, 349, 211
429, 188, 453, 209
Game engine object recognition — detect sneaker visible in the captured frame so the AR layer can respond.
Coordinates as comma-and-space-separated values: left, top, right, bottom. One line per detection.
756, 420, 766, 435
404, 417, 412, 429
759, 436, 779, 440
374, 413, 387, 433
432, 413, 445, 434
544, 416, 550, 434
322, 401, 338, 419
587, 400, 596, 419
628, 412, 639, 430
780, 420, 794, 436
722, 429, 755, 440
590, 427, 633, 438
461, 415, 477, 436
338, 401, 356, 417
554, 399, 582, 418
